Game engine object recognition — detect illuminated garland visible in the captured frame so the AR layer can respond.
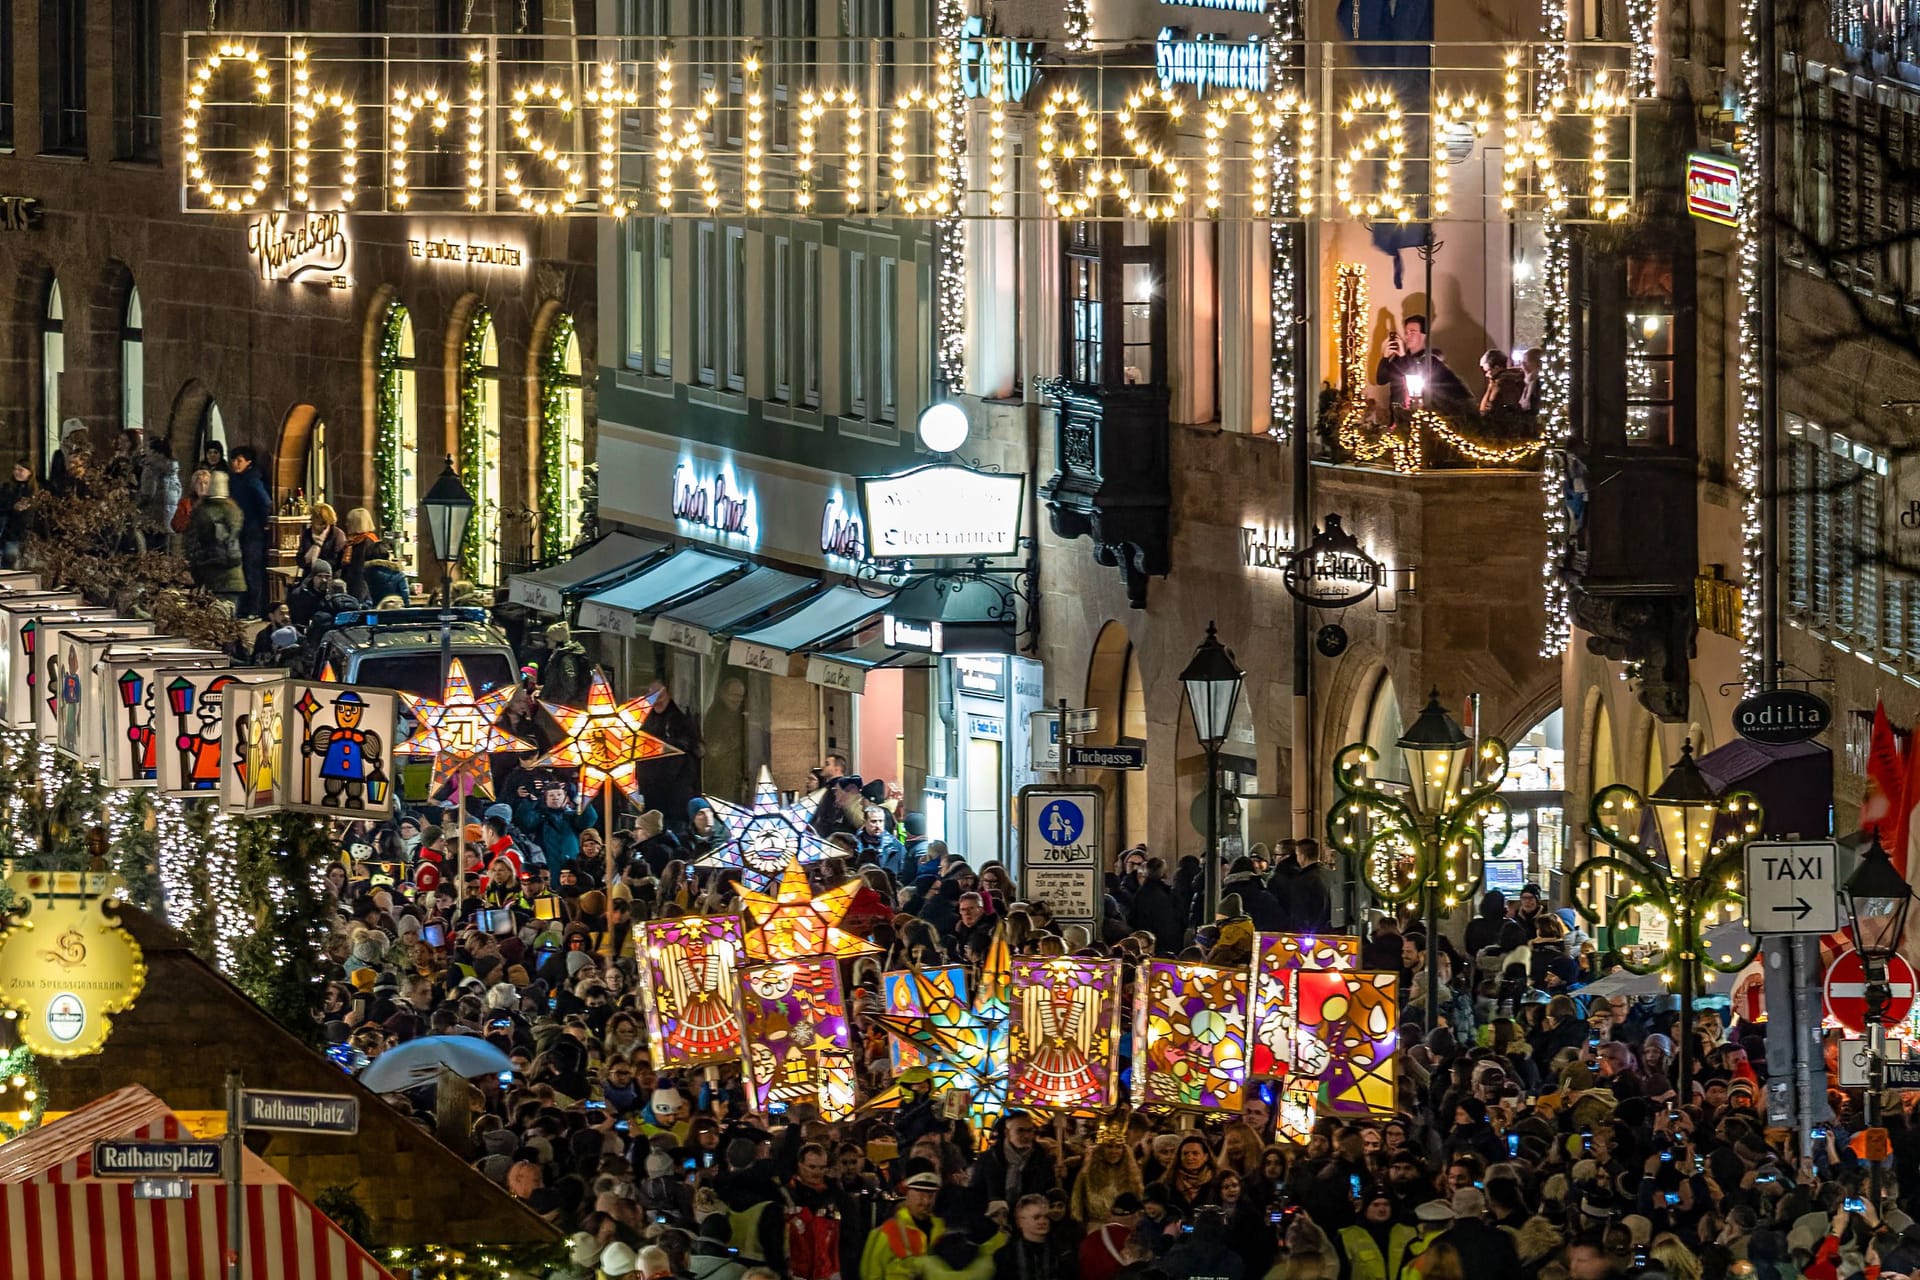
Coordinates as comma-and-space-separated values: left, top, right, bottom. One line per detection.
456, 305, 492, 583
1625, 0, 1656, 96
1534, 2, 1576, 657
1063, 0, 1092, 52
1267, 0, 1303, 438
381, 1243, 569, 1280
932, 0, 966, 390
374, 301, 410, 545
1734, 0, 1764, 688
537, 311, 580, 559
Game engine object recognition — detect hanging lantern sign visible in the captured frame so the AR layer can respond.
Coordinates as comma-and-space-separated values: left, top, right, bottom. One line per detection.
0, 870, 147, 1059
1282, 515, 1384, 609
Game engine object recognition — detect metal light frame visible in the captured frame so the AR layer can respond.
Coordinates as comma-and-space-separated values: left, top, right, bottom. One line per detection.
1328, 690, 1513, 1025
420, 457, 476, 568
1578, 739, 1762, 1096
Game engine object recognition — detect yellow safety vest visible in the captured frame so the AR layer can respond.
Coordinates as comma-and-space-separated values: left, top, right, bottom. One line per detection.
1339, 1223, 1418, 1280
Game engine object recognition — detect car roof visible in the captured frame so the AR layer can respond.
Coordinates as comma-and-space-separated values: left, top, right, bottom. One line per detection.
330, 622, 514, 651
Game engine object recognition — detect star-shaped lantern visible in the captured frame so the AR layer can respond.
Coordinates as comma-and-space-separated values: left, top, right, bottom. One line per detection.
531, 670, 680, 805
396, 658, 534, 800
865, 926, 1013, 1128
698, 769, 841, 878
740, 859, 883, 963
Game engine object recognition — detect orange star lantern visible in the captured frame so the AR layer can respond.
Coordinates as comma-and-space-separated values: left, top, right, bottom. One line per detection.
396, 658, 534, 799
740, 859, 882, 962
532, 671, 680, 805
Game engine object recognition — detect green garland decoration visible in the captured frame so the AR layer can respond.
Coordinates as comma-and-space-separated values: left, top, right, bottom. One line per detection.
229, 815, 334, 1046
375, 301, 411, 551
537, 312, 580, 560
380, 1241, 570, 1280
456, 306, 494, 585
0, 1040, 45, 1139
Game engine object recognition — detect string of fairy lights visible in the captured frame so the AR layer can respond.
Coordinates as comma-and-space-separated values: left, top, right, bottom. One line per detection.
1267, 0, 1302, 440
1735, 0, 1766, 689
1533, 0, 1577, 659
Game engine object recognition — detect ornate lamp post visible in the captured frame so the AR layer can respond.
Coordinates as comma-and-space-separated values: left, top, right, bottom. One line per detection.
1842, 833, 1913, 1206
1329, 689, 1513, 1025
1181, 622, 1244, 921
1578, 740, 1762, 1099
420, 457, 476, 916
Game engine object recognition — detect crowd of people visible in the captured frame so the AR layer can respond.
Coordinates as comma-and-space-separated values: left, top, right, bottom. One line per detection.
323, 783, 1917, 1280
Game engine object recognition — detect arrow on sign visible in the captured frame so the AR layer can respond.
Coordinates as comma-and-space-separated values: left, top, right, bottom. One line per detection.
1770, 897, 1814, 922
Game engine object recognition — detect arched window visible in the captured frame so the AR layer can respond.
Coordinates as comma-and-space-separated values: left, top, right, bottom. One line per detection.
375, 301, 420, 571
538, 312, 586, 557
1361, 669, 1409, 783
200, 400, 226, 460
121, 285, 144, 433
458, 306, 502, 585
306, 417, 329, 505
40, 281, 63, 468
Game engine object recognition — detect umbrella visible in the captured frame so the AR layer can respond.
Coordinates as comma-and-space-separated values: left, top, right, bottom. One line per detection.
358, 1034, 514, 1093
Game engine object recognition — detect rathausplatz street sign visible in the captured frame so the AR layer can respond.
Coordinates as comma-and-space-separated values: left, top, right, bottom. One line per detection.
1743, 840, 1840, 935
238, 1089, 360, 1135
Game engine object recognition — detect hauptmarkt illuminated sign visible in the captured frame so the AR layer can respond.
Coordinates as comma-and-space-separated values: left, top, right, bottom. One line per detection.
407, 234, 526, 270
246, 210, 349, 287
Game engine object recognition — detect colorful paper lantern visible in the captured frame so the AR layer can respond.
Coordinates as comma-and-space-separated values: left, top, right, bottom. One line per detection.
882, 965, 969, 1072
532, 671, 679, 806
867, 929, 1013, 1127
1294, 969, 1398, 1117
395, 657, 534, 800
741, 954, 853, 1112
1008, 956, 1123, 1114
1134, 959, 1249, 1114
638, 914, 747, 1068
698, 769, 842, 878
740, 858, 882, 963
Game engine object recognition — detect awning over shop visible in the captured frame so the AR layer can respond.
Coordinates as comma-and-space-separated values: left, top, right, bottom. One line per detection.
577, 546, 744, 638
1697, 738, 1833, 840
0, 1084, 395, 1280
727, 586, 895, 683
506, 531, 667, 614
651, 566, 816, 657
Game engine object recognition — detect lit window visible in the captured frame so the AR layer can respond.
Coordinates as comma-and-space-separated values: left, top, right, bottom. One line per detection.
375, 301, 420, 571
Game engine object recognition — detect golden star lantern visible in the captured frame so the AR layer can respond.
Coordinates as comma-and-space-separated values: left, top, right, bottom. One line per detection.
395, 658, 535, 800
531, 671, 680, 805
740, 858, 882, 963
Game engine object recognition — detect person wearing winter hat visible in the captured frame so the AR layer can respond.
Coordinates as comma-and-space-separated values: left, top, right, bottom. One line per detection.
597, 1241, 640, 1279
646, 1087, 692, 1142
1338, 1187, 1418, 1280
687, 1215, 747, 1280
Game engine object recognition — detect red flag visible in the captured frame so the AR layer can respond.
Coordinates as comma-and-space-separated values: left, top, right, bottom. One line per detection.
1900, 717, 1920, 881
1863, 702, 1904, 848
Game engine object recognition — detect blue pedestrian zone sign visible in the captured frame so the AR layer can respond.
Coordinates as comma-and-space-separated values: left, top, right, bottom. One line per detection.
1040, 800, 1085, 848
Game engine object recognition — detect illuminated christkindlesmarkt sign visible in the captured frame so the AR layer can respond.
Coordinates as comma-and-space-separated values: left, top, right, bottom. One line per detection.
177, 34, 1639, 221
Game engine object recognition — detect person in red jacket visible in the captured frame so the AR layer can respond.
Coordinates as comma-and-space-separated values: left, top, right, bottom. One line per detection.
1079, 1192, 1142, 1280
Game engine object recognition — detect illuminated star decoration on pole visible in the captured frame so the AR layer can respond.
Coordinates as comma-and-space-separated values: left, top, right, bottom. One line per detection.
395, 657, 534, 800
697, 769, 842, 879
531, 670, 680, 805
864, 926, 1013, 1128
740, 858, 884, 963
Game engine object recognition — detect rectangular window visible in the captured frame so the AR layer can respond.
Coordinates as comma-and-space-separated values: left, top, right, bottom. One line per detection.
41, 0, 86, 155
771, 236, 791, 402
1787, 421, 1895, 659
0, 0, 15, 148
653, 219, 673, 376
112, 0, 159, 160
1069, 251, 1102, 384
848, 251, 867, 416
878, 257, 898, 422
696, 222, 717, 386
625, 225, 648, 370
725, 226, 747, 392
802, 242, 821, 407
1624, 253, 1676, 446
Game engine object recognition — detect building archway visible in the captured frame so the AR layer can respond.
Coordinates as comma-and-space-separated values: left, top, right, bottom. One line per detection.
537, 311, 587, 558
456, 305, 502, 585
276, 404, 328, 506
39, 278, 64, 470
1085, 620, 1149, 853
1495, 705, 1567, 894
372, 299, 420, 572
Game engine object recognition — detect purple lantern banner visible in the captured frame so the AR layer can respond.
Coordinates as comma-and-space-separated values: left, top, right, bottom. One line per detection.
742, 955, 852, 1110
640, 915, 748, 1069
1008, 956, 1123, 1113
1133, 959, 1248, 1114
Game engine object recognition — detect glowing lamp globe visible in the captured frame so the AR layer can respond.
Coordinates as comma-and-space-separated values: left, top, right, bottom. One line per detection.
917, 401, 970, 453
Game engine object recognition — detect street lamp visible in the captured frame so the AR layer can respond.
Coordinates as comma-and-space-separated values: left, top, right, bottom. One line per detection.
1579, 740, 1762, 1101
1181, 621, 1244, 921
420, 457, 475, 924
1843, 833, 1913, 1204
1330, 689, 1513, 1027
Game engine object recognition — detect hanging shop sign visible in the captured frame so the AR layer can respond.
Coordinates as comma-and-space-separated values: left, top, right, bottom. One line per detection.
859, 465, 1024, 560
246, 210, 350, 287
1733, 688, 1831, 746
0, 870, 147, 1059
882, 615, 944, 654
407, 233, 526, 269
805, 656, 867, 695
1282, 515, 1384, 608
1686, 152, 1741, 227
